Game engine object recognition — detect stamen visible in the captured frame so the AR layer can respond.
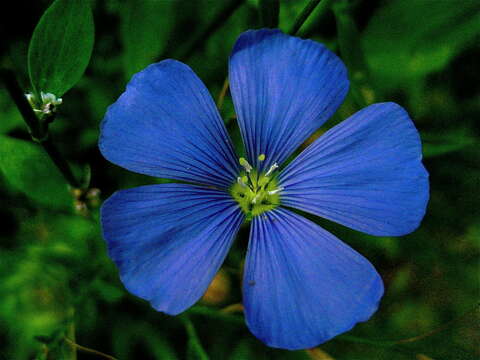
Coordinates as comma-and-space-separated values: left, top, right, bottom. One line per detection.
231, 157, 281, 218
239, 157, 252, 173
258, 176, 270, 187
42, 92, 62, 105
268, 187, 284, 195
25, 91, 62, 116
25, 93, 35, 104
237, 177, 247, 187
265, 163, 279, 177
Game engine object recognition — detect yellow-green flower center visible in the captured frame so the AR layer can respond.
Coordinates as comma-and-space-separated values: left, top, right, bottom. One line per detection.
230, 156, 282, 220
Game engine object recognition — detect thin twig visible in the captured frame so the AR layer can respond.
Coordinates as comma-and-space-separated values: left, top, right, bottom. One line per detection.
65, 338, 118, 360
216, 77, 229, 109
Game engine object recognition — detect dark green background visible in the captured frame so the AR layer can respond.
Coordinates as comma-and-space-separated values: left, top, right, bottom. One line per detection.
0, 0, 478, 359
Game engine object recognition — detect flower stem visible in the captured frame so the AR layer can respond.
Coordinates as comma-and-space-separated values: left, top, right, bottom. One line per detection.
0, 69, 80, 188
289, 0, 333, 35
216, 77, 229, 109
66, 307, 77, 360
1, 69, 43, 138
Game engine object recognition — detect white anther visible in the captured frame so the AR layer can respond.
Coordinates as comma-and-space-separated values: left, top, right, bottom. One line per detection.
268, 187, 284, 195
25, 92, 62, 115
41, 92, 62, 106
265, 163, 279, 177
239, 157, 253, 173
237, 177, 247, 187
25, 93, 35, 104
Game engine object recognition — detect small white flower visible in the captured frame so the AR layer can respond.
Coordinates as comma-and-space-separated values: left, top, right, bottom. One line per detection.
25, 91, 62, 116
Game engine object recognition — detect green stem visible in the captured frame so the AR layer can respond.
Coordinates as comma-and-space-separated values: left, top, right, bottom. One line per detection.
289, 0, 333, 35
42, 137, 80, 188
66, 307, 77, 360
181, 315, 210, 360
0, 69, 43, 138
178, 0, 245, 61
0, 69, 80, 188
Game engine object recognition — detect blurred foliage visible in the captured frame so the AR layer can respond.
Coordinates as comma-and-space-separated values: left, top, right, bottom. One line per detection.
0, 135, 71, 208
120, 0, 173, 80
0, 0, 479, 359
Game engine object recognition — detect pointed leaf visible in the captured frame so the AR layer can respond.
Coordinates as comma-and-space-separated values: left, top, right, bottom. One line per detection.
28, 0, 94, 96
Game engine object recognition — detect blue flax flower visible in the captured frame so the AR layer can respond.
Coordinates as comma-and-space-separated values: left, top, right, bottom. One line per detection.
99, 29, 429, 350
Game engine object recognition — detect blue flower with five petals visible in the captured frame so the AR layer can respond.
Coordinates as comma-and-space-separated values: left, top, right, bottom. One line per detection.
99, 29, 429, 350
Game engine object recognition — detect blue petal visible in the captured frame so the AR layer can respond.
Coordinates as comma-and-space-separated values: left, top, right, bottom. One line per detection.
101, 184, 244, 315
229, 29, 349, 171
99, 60, 239, 188
244, 208, 383, 350
279, 102, 429, 236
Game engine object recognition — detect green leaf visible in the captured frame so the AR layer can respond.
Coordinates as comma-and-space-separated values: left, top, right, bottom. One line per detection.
121, 0, 173, 80
258, 0, 279, 28
0, 89, 23, 133
363, 0, 480, 90
0, 135, 71, 208
28, 0, 94, 96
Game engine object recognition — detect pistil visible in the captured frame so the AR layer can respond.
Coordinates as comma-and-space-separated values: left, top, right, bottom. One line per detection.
231, 155, 282, 219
